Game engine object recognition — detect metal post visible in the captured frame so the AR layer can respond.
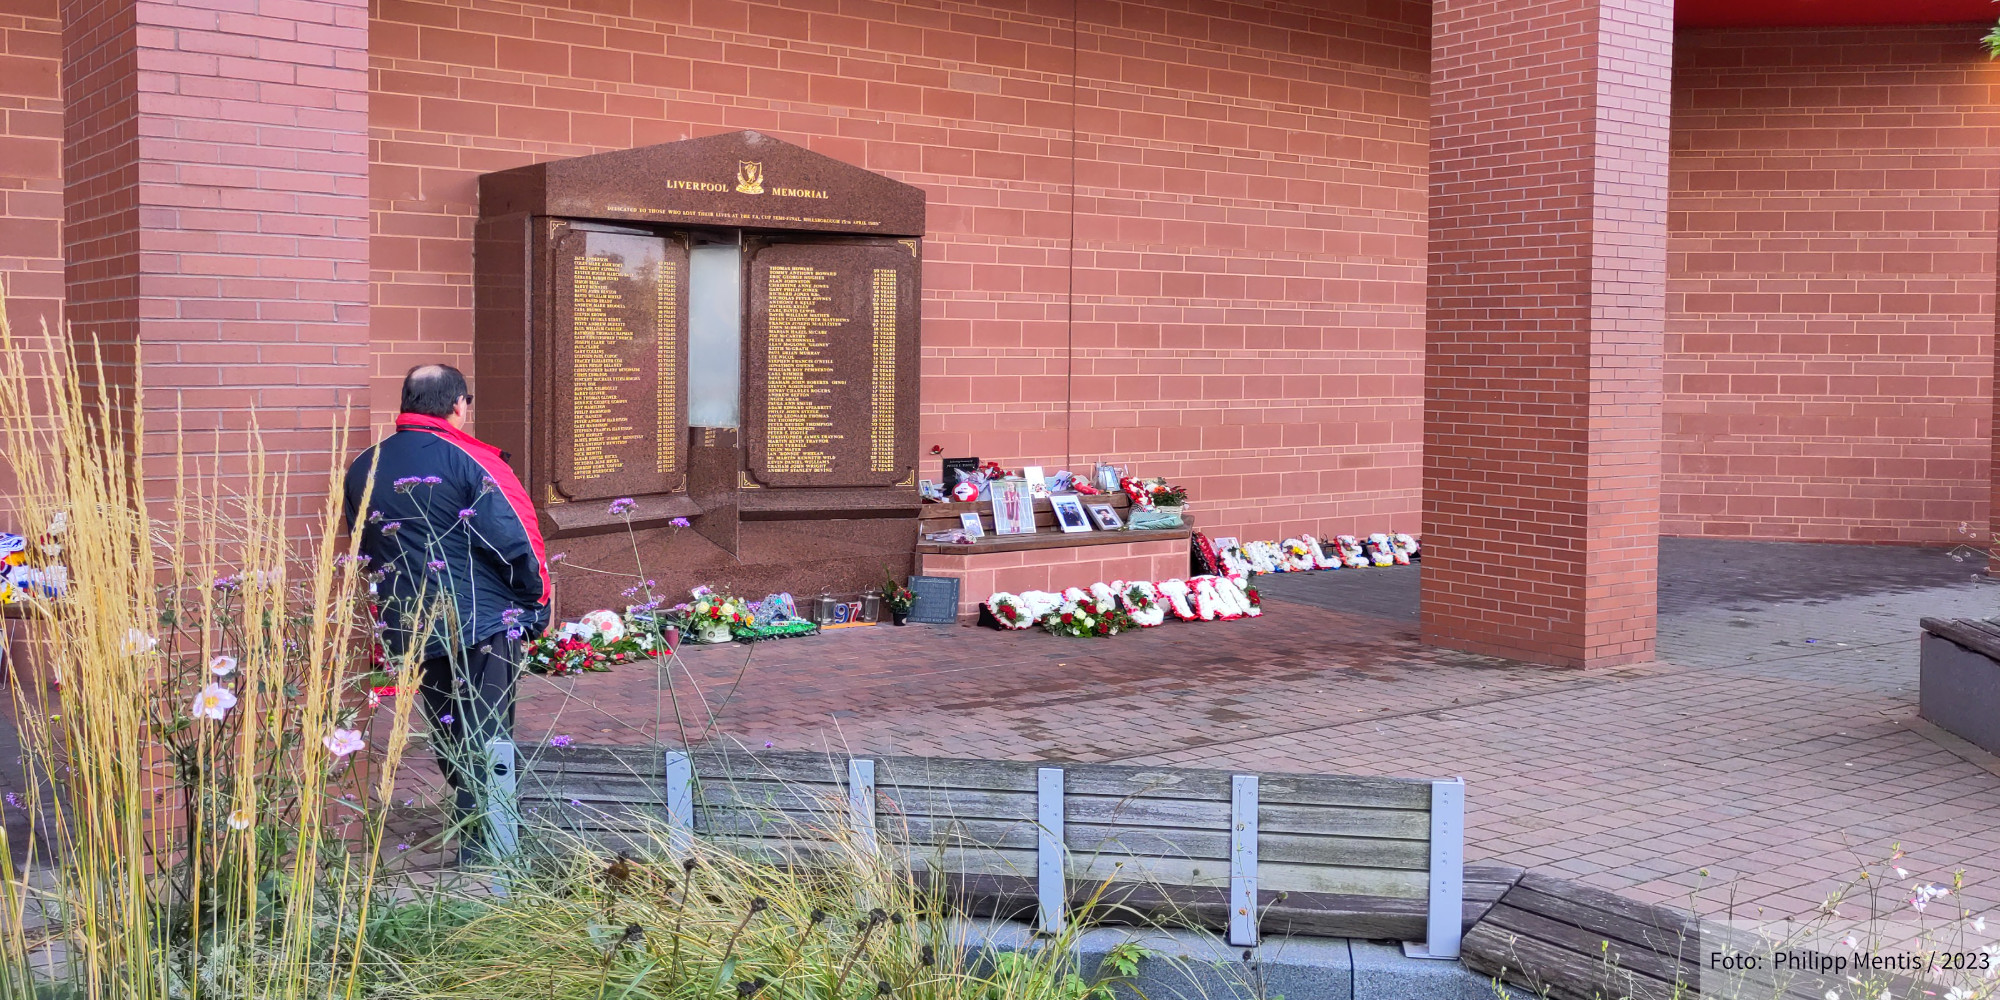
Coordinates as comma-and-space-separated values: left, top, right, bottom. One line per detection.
483, 737, 520, 860
1228, 774, 1259, 948
664, 750, 694, 857
847, 758, 877, 856
1404, 777, 1465, 960
1036, 767, 1065, 934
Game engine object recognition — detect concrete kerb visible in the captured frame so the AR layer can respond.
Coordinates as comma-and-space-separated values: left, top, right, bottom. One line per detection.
957, 918, 1502, 1000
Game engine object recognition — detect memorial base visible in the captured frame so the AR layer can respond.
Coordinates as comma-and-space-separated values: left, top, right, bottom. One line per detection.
918, 538, 1190, 623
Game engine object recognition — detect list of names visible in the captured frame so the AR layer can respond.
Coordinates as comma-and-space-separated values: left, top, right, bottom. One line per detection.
762, 264, 849, 474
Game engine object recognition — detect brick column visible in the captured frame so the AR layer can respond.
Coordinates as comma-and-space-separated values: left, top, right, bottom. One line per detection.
1422, 0, 1672, 668
59, 0, 369, 508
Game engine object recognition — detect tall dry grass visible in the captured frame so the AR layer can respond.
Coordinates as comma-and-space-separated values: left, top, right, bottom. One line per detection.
0, 306, 426, 998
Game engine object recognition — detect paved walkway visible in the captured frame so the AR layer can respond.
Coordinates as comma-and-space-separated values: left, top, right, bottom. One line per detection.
502, 539, 2000, 929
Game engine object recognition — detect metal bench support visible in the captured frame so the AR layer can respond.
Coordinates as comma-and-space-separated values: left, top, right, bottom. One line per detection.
1228, 773, 1260, 947
1404, 777, 1465, 960
1037, 766, 1065, 934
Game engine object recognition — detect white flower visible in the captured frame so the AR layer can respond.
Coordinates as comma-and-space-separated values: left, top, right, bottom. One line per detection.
1894, 866, 1908, 879
208, 655, 237, 677
123, 628, 157, 655
1974, 914, 1986, 933
190, 683, 236, 722
226, 807, 253, 831
323, 728, 365, 758
1824, 991, 1839, 1000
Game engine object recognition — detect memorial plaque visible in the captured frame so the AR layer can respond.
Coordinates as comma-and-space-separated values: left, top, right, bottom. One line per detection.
743, 240, 919, 489
548, 225, 690, 501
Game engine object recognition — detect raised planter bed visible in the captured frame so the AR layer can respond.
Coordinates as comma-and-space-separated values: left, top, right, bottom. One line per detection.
1918, 617, 2000, 755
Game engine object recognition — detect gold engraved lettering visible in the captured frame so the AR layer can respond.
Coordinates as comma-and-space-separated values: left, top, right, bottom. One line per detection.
763, 264, 848, 473
870, 268, 897, 473
568, 254, 647, 480
735, 160, 765, 195
656, 260, 680, 475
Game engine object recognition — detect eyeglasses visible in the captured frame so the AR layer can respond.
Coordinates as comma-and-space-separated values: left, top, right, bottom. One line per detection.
460, 394, 474, 405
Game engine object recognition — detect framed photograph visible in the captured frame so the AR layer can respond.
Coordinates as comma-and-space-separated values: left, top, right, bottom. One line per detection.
1023, 465, 1047, 499
1050, 493, 1093, 533
1087, 504, 1123, 530
990, 480, 1035, 535
917, 478, 936, 501
1213, 536, 1240, 552
959, 511, 985, 539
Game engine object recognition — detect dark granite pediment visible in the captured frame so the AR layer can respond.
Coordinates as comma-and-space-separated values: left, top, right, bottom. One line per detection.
480, 130, 925, 237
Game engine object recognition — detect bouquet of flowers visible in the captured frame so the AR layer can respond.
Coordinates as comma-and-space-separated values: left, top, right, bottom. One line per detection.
524, 607, 670, 675
686, 586, 753, 642
1039, 589, 1135, 638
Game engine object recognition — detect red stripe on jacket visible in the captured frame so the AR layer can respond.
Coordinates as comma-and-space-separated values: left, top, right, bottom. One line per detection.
395, 412, 551, 605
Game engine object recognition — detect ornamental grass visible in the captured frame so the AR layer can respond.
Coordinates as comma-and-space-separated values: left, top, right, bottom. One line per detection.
0, 301, 1164, 1000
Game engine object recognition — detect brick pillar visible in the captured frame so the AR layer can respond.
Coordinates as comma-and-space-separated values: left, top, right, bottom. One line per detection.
1421, 0, 1672, 669
59, 0, 369, 509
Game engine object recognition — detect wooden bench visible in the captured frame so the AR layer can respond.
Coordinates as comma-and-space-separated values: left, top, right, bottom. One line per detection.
1918, 617, 2000, 755
1463, 871, 1922, 1000
504, 746, 1471, 957
915, 494, 1193, 620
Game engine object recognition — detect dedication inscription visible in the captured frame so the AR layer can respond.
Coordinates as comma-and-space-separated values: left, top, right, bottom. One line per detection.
549, 226, 690, 501
745, 241, 918, 489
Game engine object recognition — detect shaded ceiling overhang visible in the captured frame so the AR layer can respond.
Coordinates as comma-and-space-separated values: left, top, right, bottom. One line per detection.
1676, 0, 1996, 28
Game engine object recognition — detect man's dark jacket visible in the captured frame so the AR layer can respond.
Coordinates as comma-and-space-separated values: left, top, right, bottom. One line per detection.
343, 413, 550, 660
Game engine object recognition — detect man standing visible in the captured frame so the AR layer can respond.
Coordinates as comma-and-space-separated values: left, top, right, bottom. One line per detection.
343, 364, 550, 861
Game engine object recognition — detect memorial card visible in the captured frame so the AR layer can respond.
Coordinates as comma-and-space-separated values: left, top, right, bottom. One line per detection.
959, 512, 985, 538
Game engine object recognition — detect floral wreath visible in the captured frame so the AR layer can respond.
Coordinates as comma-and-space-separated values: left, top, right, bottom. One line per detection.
986, 592, 1034, 630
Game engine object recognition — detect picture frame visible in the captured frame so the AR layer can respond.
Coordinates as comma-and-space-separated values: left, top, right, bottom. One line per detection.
917, 478, 937, 501
1087, 503, 1123, 531
1024, 465, 1047, 499
959, 511, 985, 538
1050, 493, 1093, 533
990, 479, 1035, 535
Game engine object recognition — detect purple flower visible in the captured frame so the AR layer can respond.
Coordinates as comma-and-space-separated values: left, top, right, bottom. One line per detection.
457, 508, 477, 519
550, 552, 567, 563
621, 586, 640, 599
438, 713, 453, 725
507, 628, 524, 640
395, 842, 409, 851
422, 476, 442, 485
608, 498, 635, 516
550, 735, 572, 747
381, 521, 401, 536
212, 574, 240, 591
392, 476, 422, 493
480, 475, 498, 492
368, 509, 383, 523
426, 560, 446, 573
763, 741, 774, 749
500, 608, 524, 625
670, 517, 691, 528
3, 792, 18, 808
569, 798, 582, 807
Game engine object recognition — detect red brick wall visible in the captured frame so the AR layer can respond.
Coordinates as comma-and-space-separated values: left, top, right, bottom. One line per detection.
1667, 25, 2000, 544
0, 1, 61, 521
1422, 0, 1672, 669
58, 0, 373, 506
1, 0, 62, 342
367, 0, 1429, 544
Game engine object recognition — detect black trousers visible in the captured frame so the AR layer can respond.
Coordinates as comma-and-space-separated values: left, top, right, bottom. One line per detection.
417, 631, 519, 839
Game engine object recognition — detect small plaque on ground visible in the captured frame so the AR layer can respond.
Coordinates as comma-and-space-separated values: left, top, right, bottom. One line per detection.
905, 576, 960, 625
